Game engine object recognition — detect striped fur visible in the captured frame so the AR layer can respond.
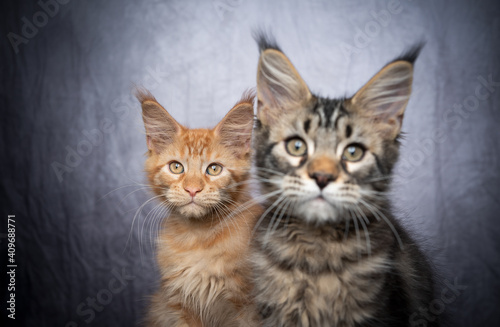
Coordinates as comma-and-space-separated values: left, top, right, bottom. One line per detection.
251, 35, 436, 327
137, 90, 262, 327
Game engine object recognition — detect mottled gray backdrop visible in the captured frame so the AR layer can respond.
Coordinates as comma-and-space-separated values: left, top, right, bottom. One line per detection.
1, 0, 499, 326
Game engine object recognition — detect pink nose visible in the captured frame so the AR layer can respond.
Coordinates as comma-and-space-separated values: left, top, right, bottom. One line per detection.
184, 186, 202, 198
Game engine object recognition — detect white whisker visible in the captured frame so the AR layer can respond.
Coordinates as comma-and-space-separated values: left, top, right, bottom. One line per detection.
348, 208, 362, 260
353, 206, 371, 255
358, 198, 404, 250
252, 193, 286, 238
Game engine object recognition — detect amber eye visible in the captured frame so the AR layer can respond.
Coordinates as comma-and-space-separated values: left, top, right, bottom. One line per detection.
285, 137, 307, 157
169, 161, 184, 174
342, 144, 365, 162
206, 163, 223, 176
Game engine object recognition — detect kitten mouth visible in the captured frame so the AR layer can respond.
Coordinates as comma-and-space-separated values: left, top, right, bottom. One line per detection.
311, 195, 328, 204
183, 199, 205, 208
310, 195, 338, 208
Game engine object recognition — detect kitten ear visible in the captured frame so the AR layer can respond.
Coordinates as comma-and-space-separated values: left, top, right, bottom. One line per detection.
136, 89, 181, 153
215, 93, 255, 155
350, 60, 414, 139
257, 49, 312, 124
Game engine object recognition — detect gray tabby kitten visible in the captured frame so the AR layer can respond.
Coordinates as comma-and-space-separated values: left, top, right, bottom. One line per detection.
251, 35, 437, 327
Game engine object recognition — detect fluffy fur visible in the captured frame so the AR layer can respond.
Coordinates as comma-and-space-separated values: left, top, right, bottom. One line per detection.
251, 35, 437, 327
137, 90, 262, 327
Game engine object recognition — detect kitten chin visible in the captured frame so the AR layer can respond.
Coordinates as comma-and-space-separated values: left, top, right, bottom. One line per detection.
295, 197, 341, 223
174, 202, 210, 219
166, 189, 222, 219
281, 174, 361, 224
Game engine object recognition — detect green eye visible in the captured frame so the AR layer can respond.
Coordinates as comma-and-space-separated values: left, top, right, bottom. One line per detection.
169, 161, 184, 174
286, 138, 307, 157
342, 144, 365, 162
206, 163, 223, 176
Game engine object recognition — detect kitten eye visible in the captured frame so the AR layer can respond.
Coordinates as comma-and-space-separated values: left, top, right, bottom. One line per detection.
169, 161, 184, 174
342, 144, 365, 162
206, 163, 223, 176
285, 137, 307, 157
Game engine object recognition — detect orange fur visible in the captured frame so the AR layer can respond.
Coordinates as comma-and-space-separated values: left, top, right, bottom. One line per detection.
137, 89, 262, 327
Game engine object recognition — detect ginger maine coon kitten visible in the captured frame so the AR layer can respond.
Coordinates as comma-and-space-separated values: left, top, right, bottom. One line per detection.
137, 90, 261, 327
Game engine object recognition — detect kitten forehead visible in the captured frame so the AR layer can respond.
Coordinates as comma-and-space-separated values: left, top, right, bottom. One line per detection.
180, 129, 213, 157
312, 98, 346, 130
273, 97, 347, 145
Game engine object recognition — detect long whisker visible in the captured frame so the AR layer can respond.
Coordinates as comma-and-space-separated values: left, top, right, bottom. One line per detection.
226, 189, 282, 221
119, 186, 159, 206
253, 194, 286, 238
358, 198, 404, 250
141, 199, 169, 257
97, 183, 156, 201
353, 206, 371, 255
149, 202, 171, 252
124, 194, 165, 256
356, 205, 371, 225
153, 203, 173, 249
264, 196, 290, 242
268, 197, 293, 239
363, 176, 393, 183
254, 167, 285, 176
216, 202, 240, 235
348, 208, 362, 260
343, 216, 350, 241
214, 203, 233, 240
283, 197, 299, 230
225, 177, 279, 190
220, 198, 251, 232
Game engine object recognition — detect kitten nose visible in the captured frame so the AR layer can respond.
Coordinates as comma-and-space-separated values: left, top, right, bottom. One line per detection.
310, 172, 335, 190
184, 186, 202, 198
